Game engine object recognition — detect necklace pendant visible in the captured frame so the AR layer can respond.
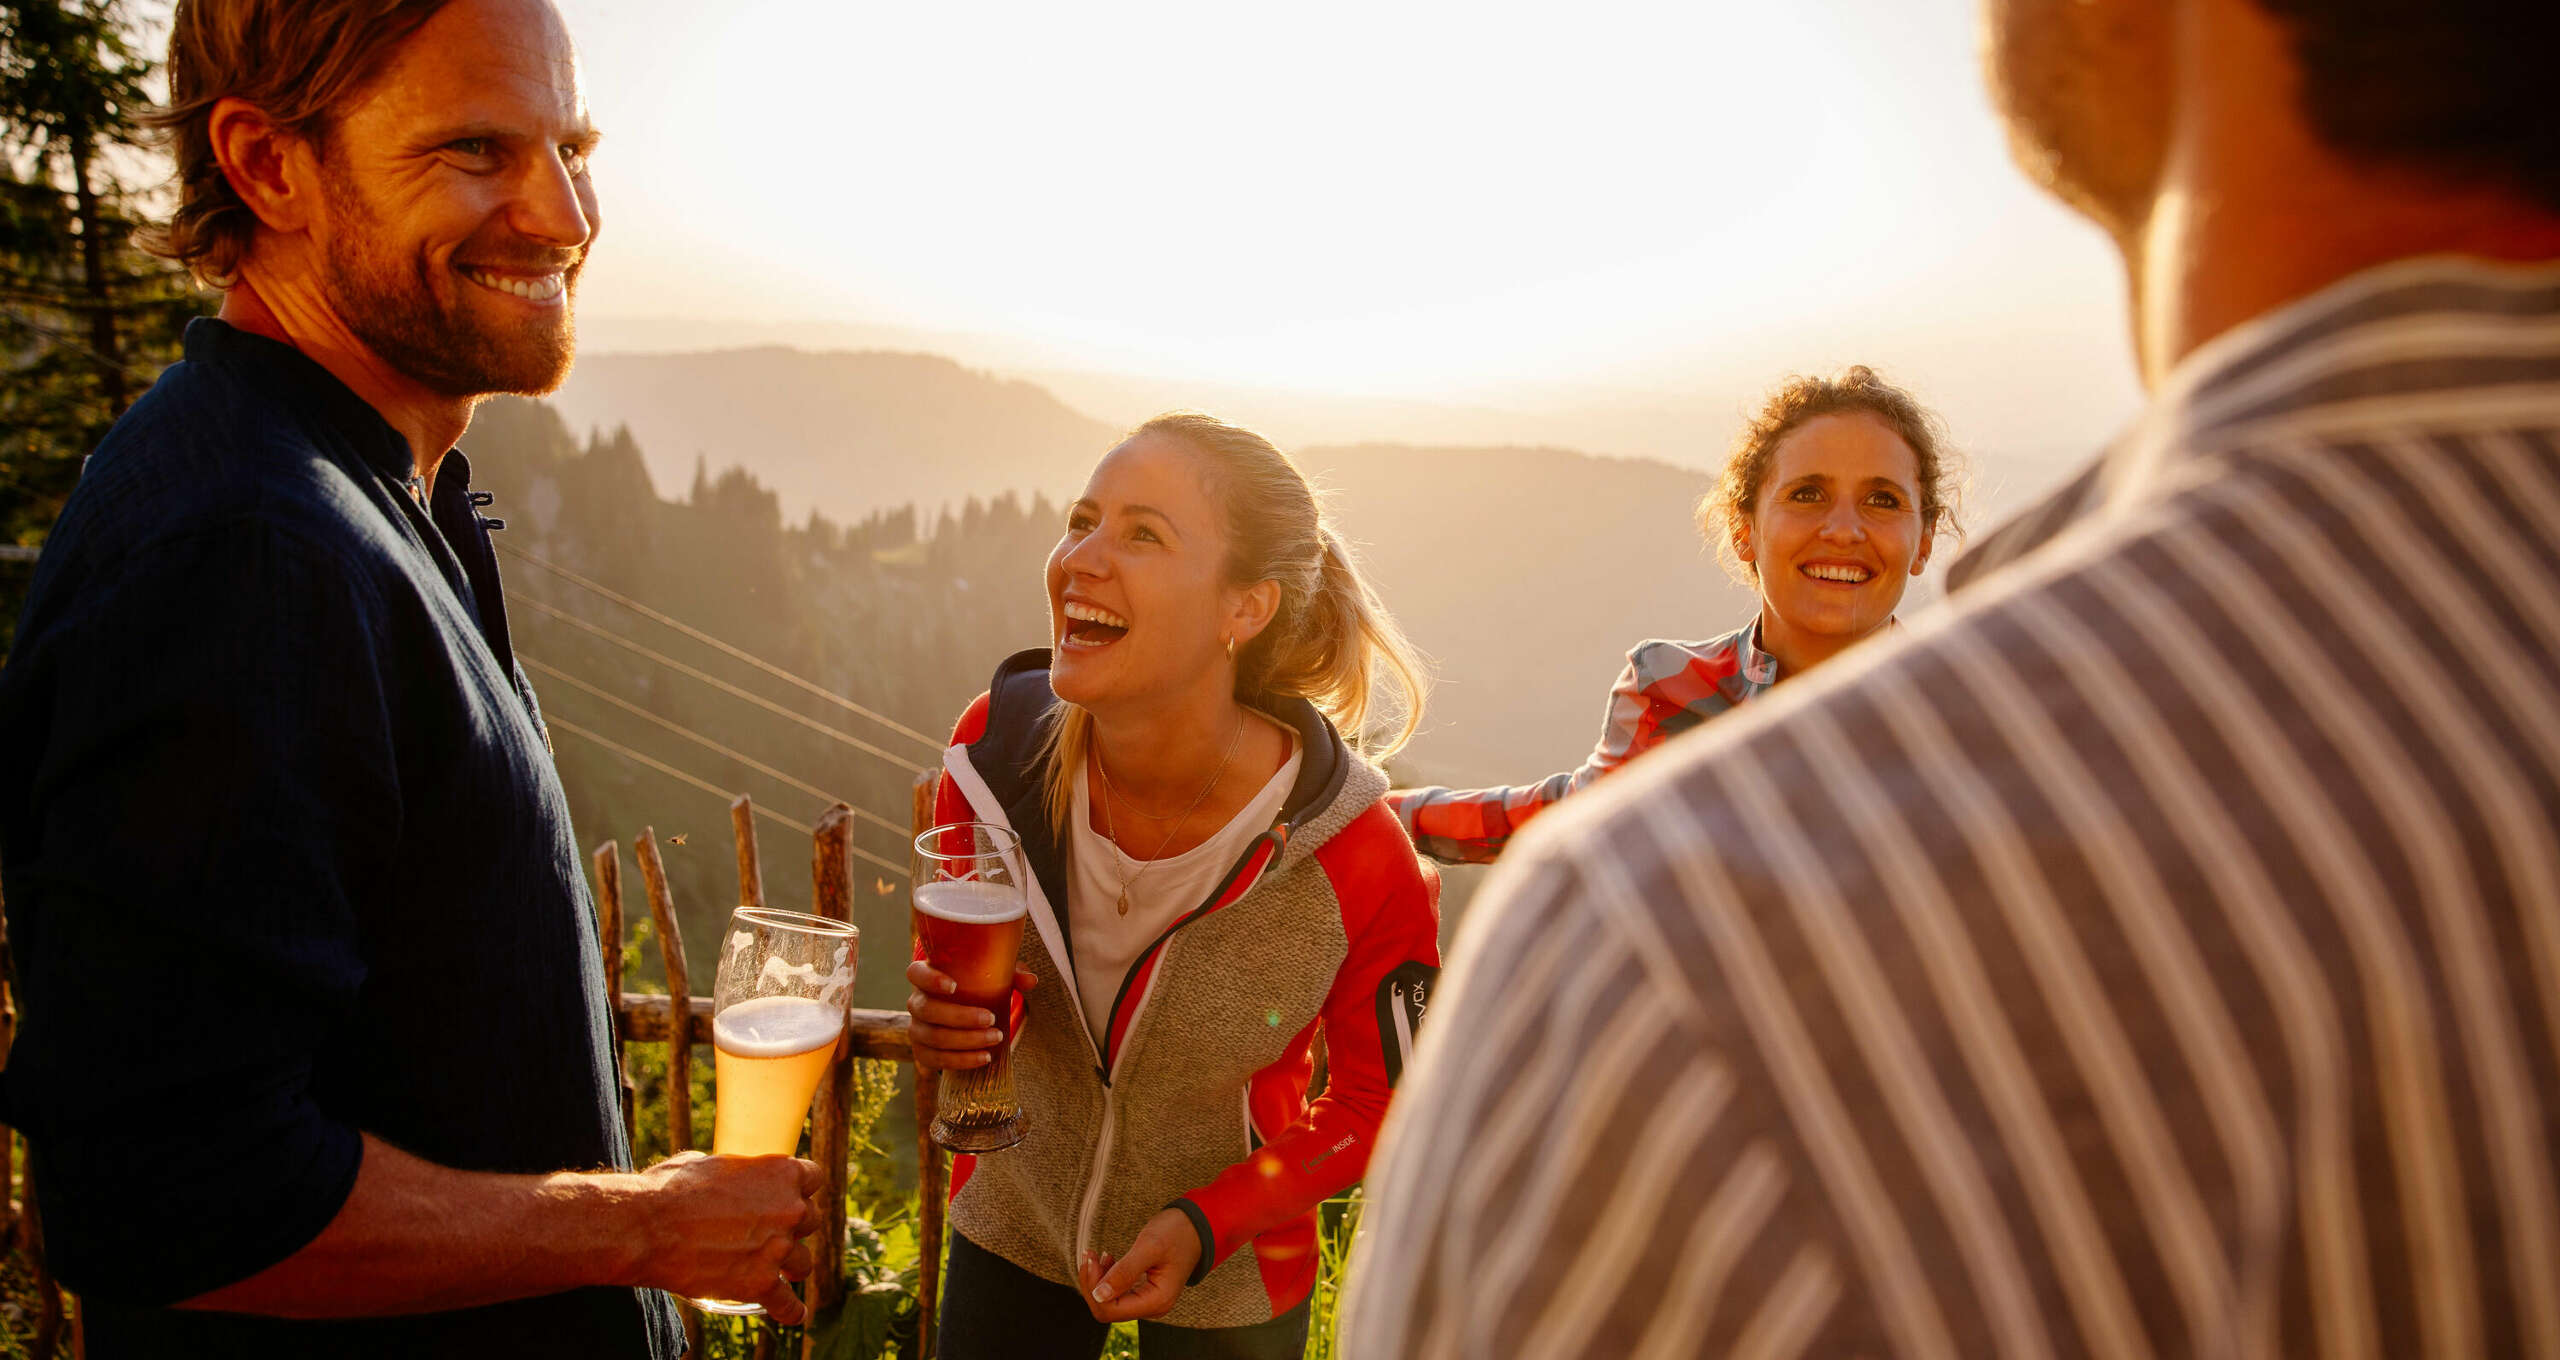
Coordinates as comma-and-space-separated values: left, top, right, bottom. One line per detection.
1116, 888, 1132, 917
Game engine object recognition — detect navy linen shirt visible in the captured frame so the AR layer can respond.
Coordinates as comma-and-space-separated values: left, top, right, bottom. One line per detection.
0, 320, 681, 1358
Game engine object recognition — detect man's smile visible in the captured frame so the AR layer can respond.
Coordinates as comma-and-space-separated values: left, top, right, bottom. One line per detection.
455, 264, 568, 303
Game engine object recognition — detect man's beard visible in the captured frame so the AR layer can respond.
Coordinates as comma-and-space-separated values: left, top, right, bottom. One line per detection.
317, 164, 582, 401
1981, 0, 2173, 247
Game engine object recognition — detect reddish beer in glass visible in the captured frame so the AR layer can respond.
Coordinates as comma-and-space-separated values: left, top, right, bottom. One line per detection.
912, 822, 1029, 1152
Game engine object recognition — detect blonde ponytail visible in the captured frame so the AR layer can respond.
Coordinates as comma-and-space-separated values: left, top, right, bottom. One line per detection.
1039, 412, 1430, 835
1246, 526, 1425, 758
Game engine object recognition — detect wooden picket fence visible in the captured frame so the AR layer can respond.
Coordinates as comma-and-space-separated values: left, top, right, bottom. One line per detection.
0, 784, 955, 1360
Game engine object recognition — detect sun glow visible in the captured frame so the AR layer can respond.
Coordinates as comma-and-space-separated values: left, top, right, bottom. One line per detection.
560, 0, 2131, 414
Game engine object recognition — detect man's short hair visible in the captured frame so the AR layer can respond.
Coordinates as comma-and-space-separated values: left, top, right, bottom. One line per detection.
2257, 0, 2560, 212
139, 0, 453, 287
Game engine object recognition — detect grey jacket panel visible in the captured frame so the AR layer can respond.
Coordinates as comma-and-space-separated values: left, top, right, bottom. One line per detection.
948, 756, 1389, 1327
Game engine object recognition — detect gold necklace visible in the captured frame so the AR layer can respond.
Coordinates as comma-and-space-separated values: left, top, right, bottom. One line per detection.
1095, 746, 1191, 821
1095, 716, 1247, 917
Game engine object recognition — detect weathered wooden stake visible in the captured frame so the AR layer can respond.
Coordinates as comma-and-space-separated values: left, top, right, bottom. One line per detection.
635, 828, 702, 1357
634, 829, 692, 1154
732, 795, 766, 910
911, 770, 945, 1360
592, 841, 638, 1161
803, 805, 858, 1357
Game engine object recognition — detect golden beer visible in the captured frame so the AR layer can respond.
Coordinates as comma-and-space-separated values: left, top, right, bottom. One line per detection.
711, 994, 845, 1156
691, 905, 858, 1318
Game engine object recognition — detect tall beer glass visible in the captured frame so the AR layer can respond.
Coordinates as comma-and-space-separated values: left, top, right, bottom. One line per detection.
913, 823, 1029, 1152
694, 905, 860, 1317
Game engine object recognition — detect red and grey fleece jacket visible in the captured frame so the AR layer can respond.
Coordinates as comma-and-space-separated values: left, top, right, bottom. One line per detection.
927, 649, 1441, 1328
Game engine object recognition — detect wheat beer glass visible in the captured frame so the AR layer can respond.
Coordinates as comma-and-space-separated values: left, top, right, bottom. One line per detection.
693, 905, 860, 1317
913, 822, 1029, 1153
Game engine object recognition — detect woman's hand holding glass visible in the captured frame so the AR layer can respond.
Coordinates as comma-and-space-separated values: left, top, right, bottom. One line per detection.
903, 958, 1038, 1072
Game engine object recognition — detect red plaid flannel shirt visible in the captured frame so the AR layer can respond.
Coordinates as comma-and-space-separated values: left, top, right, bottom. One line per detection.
1388, 621, 1780, 864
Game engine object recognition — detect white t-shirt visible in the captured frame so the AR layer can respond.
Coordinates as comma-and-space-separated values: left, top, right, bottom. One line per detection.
1067, 729, 1302, 1054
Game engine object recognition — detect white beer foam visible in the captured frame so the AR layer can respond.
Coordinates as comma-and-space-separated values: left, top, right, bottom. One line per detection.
913, 880, 1027, 925
714, 993, 844, 1057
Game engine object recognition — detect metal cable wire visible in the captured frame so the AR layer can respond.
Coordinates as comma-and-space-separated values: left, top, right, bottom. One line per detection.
496, 542, 945, 752
523, 652, 913, 843
513, 593, 934, 776
543, 714, 909, 879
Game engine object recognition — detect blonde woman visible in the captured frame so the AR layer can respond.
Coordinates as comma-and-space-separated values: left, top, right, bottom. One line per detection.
907, 414, 1438, 1359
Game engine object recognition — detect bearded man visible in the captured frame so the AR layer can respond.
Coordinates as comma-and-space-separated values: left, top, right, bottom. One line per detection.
1343, 0, 2560, 1355
0, 2, 820, 1355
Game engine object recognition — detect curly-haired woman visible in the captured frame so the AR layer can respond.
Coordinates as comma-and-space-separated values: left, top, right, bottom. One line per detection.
1389, 365, 1964, 864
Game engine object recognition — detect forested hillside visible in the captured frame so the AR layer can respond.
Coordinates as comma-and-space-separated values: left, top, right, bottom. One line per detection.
462, 397, 1061, 1007
544, 347, 1757, 797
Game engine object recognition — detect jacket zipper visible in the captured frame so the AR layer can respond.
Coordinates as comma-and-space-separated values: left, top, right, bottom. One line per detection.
1074, 1086, 1120, 1265
1071, 827, 1282, 1261
1073, 934, 1172, 1261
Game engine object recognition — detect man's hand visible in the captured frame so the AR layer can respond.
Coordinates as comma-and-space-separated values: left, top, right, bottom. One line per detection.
906, 959, 1037, 1073
1077, 1208, 1204, 1324
627, 1152, 826, 1323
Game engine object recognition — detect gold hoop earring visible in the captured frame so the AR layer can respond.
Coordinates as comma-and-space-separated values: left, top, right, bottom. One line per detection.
1224, 635, 1237, 661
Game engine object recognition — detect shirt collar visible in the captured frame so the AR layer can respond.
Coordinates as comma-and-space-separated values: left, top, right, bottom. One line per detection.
181, 317, 435, 487
2097, 253, 2560, 516
1733, 617, 1781, 690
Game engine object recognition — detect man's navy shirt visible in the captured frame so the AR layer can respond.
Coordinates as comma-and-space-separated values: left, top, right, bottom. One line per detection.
0, 320, 683, 1358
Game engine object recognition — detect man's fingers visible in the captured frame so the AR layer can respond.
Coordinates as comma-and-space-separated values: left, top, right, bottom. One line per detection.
792, 1157, 824, 1195
759, 1276, 807, 1326
780, 1240, 816, 1281
794, 1194, 825, 1237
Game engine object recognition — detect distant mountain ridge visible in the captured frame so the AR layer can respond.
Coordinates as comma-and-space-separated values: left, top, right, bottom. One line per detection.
547, 347, 1114, 523
540, 346, 1759, 796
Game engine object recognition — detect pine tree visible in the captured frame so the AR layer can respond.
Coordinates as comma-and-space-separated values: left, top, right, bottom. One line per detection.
0, 0, 198, 656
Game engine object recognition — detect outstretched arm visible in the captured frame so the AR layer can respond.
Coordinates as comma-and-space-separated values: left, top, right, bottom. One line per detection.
1389, 650, 1659, 863
187, 1139, 825, 1322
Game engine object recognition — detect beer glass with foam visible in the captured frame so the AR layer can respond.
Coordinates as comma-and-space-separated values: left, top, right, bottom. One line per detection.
912, 822, 1029, 1152
694, 905, 860, 1317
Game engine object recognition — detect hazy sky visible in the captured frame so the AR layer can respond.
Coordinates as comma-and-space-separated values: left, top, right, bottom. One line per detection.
554, 0, 2143, 459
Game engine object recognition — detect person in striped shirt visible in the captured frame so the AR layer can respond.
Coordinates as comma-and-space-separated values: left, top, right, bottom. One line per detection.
1342, 0, 2560, 1356
1385, 368, 1963, 865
